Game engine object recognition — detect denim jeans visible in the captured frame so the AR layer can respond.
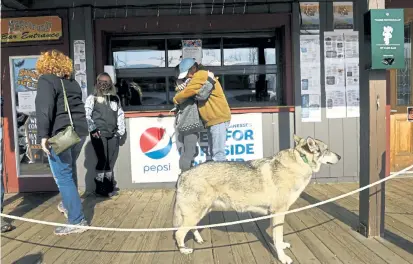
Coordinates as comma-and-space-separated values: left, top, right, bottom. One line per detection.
207, 121, 229, 162
48, 137, 85, 224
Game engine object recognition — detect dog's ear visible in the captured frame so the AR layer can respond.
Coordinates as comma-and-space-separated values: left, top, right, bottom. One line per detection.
293, 134, 302, 145
306, 137, 318, 153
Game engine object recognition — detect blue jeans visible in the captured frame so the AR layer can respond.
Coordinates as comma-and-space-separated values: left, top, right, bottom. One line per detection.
48, 138, 85, 224
207, 121, 229, 162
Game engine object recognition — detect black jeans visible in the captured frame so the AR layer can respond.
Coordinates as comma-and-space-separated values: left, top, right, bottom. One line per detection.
90, 135, 119, 173
178, 132, 199, 172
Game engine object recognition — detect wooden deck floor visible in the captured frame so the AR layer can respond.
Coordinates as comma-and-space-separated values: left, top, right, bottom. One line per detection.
1, 178, 413, 264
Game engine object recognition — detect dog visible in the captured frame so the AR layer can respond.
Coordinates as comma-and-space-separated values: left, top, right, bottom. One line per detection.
173, 135, 341, 264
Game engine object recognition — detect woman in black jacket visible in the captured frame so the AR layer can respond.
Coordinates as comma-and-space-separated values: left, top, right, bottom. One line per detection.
84, 73, 125, 196
35, 50, 88, 235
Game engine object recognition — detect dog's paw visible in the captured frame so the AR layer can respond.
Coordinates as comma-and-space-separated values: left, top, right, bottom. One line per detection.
278, 254, 293, 264
179, 247, 194, 255
194, 237, 205, 244
280, 242, 291, 249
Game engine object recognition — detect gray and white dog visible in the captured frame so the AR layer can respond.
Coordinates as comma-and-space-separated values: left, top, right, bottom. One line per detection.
173, 135, 341, 264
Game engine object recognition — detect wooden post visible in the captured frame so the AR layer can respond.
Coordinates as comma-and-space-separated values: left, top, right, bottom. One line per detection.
358, 0, 386, 237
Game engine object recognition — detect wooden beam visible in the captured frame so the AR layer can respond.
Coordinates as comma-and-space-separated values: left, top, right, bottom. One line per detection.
358, 0, 387, 237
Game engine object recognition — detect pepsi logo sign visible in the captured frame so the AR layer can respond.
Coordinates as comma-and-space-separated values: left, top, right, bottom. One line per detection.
139, 127, 172, 160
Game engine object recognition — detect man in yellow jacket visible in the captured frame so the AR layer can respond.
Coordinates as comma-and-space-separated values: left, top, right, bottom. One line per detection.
173, 58, 231, 161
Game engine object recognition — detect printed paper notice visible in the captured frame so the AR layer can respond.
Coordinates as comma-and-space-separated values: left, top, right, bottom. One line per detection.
74, 40, 86, 73
326, 88, 346, 118
346, 86, 360, 117
74, 40, 87, 102
324, 32, 346, 118
182, 40, 202, 64
75, 72, 87, 103
299, 2, 320, 31
333, 2, 354, 30
345, 32, 360, 117
17, 91, 36, 113
300, 35, 321, 122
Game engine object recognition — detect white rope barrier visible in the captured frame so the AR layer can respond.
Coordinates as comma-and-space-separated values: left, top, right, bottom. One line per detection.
1, 164, 412, 232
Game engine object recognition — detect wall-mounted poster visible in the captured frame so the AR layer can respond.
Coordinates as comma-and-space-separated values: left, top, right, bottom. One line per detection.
182, 39, 202, 64
74, 40, 88, 102
324, 32, 347, 118
299, 2, 320, 31
9, 56, 51, 177
333, 2, 354, 30
300, 35, 322, 122
129, 113, 263, 183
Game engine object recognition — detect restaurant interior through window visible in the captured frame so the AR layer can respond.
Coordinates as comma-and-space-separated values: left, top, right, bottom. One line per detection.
109, 29, 284, 111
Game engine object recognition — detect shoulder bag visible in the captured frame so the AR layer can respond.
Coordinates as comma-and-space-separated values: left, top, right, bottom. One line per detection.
175, 99, 204, 135
48, 79, 81, 155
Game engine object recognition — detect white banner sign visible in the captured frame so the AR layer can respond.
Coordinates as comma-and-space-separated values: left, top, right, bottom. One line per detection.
129, 113, 263, 183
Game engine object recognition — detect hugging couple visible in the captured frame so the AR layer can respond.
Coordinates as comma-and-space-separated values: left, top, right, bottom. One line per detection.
173, 58, 231, 172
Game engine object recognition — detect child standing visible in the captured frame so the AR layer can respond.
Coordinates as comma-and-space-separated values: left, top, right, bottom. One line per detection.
85, 73, 125, 196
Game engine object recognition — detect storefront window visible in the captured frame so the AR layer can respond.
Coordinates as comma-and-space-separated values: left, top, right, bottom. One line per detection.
112, 32, 281, 110
113, 39, 166, 69
223, 37, 276, 66
9, 56, 51, 177
116, 77, 168, 109
167, 38, 221, 67
222, 74, 277, 105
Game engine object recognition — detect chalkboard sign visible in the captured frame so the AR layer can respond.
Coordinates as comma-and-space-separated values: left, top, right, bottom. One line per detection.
25, 115, 44, 163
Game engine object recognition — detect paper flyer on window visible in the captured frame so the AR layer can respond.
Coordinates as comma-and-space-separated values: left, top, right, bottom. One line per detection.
300, 35, 322, 122
324, 32, 347, 118
344, 32, 360, 117
299, 2, 320, 32
182, 39, 202, 64
333, 2, 354, 30
74, 40, 87, 102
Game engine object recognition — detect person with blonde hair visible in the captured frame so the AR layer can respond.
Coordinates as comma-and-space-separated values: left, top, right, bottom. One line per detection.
35, 50, 89, 235
84, 72, 125, 196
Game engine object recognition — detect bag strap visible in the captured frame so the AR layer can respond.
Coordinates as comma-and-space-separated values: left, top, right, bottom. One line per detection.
60, 79, 74, 128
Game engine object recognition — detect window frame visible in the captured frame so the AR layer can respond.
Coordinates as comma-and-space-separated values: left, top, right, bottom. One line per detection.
110, 30, 283, 111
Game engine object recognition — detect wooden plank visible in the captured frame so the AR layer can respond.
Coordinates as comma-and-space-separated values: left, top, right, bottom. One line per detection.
0, 194, 70, 260
342, 118, 359, 177
71, 191, 136, 264
92, 190, 154, 264
328, 119, 344, 179
208, 211, 236, 264
19, 193, 100, 261
222, 211, 257, 264
1, 194, 61, 246
192, 214, 214, 264
236, 212, 274, 264
51, 193, 125, 264
290, 200, 365, 264
1, 202, 63, 263
310, 184, 410, 264
282, 216, 322, 264
40, 194, 122, 263
332, 184, 413, 263
314, 120, 331, 180
286, 213, 343, 264
334, 184, 413, 239
132, 190, 176, 264
111, 189, 163, 264
253, 213, 299, 264
151, 192, 178, 264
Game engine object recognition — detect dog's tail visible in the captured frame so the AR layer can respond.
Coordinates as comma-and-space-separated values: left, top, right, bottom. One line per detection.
173, 194, 183, 228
